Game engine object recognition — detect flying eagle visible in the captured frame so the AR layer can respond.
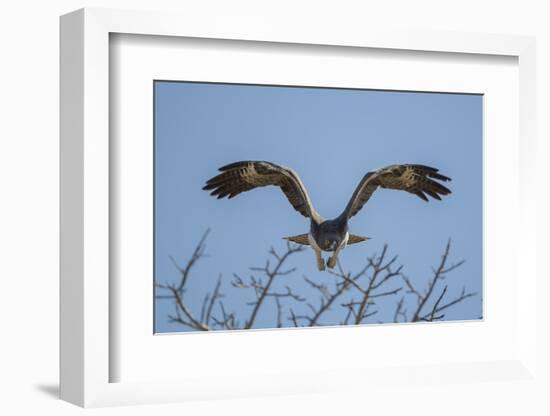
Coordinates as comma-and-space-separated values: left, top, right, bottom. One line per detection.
203, 161, 451, 271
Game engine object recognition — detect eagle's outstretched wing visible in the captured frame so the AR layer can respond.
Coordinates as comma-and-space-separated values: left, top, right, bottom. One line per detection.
341, 164, 451, 219
203, 161, 321, 221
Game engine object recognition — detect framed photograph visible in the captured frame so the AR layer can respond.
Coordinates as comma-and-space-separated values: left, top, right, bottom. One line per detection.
60, 8, 537, 407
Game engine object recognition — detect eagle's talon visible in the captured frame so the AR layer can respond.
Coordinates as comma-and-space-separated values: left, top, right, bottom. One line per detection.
317, 258, 326, 272
327, 257, 337, 269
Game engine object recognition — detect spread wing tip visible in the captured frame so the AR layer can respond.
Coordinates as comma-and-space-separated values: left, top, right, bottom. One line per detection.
410, 164, 452, 182
431, 172, 452, 182
414, 191, 429, 201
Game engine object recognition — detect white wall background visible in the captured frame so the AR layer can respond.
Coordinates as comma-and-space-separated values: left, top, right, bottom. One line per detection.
0, 1, 548, 414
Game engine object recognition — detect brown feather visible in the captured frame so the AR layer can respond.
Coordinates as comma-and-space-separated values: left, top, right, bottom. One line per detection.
283, 234, 310, 245
203, 161, 320, 220
347, 234, 370, 245
343, 164, 452, 219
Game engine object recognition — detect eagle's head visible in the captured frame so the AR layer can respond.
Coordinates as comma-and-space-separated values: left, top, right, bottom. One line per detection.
314, 219, 347, 252
319, 234, 342, 252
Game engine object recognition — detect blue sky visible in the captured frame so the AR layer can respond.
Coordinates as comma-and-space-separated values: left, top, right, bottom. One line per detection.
154, 81, 482, 333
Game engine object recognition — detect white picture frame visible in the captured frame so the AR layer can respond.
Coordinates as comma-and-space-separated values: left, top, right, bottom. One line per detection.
60, 7, 537, 407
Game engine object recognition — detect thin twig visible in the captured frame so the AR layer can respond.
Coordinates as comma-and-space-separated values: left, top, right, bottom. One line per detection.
244, 243, 304, 329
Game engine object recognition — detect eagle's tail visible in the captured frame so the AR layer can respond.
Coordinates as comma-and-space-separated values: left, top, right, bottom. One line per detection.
284, 233, 310, 246
284, 233, 370, 246
347, 234, 370, 245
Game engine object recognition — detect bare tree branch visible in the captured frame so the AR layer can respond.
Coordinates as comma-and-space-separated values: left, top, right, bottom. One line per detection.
156, 229, 213, 331
298, 267, 359, 326
337, 245, 403, 325
205, 275, 223, 326
405, 239, 469, 322
418, 289, 477, 321
157, 231, 476, 332
275, 296, 283, 328
393, 297, 406, 323
168, 285, 209, 331
243, 243, 305, 329
170, 229, 210, 293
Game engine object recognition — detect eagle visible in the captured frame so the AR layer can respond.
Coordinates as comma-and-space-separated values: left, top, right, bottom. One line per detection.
203, 161, 451, 271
